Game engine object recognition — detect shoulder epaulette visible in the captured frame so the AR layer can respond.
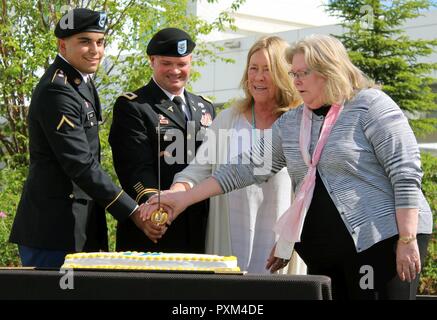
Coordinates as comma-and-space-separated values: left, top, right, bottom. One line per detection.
120, 92, 138, 101
51, 69, 67, 85
200, 95, 213, 104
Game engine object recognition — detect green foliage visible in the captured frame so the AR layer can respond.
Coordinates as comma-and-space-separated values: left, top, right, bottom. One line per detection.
420, 152, 437, 294
422, 153, 437, 214
99, 108, 118, 251
0, 1, 56, 167
0, 162, 27, 266
325, 0, 437, 135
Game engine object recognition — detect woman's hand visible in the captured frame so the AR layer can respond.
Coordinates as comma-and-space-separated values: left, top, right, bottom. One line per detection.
143, 191, 190, 223
396, 238, 421, 282
395, 208, 420, 282
266, 243, 290, 273
141, 177, 223, 225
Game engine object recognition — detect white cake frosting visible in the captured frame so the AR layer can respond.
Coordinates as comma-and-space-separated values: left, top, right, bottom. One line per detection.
62, 252, 240, 272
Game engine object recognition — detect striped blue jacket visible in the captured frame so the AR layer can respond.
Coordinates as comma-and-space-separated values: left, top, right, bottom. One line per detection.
213, 88, 432, 253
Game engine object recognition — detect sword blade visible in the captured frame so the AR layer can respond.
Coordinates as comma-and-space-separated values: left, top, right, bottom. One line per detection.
157, 119, 161, 209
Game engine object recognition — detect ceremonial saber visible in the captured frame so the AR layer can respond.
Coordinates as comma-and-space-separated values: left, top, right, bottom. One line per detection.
157, 120, 161, 209
150, 117, 168, 226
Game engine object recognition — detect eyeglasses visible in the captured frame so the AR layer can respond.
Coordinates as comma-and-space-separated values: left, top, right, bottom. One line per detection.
288, 69, 312, 80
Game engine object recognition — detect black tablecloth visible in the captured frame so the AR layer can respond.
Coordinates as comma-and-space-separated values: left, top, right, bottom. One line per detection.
0, 269, 331, 300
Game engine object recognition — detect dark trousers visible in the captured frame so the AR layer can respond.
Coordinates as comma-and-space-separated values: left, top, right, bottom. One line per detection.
18, 245, 68, 268
295, 233, 430, 300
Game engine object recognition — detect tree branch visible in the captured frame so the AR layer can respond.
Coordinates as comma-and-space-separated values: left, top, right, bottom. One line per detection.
106, 0, 136, 38
37, 0, 48, 29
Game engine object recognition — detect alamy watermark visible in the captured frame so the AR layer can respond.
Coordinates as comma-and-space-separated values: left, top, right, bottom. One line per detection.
59, 268, 74, 290
59, 5, 75, 31
360, 5, 374, 30
160, 123, 273, 176
359, 265, 374, 290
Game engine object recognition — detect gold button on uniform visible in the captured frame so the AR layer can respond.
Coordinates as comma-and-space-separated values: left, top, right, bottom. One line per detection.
69, 194, 74, 199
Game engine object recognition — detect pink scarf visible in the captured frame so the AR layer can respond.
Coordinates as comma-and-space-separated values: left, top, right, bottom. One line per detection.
273, 103, 343, 245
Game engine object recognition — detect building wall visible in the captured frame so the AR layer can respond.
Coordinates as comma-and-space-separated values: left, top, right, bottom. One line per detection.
191, 0, 339, 42
191, 10, 437, 105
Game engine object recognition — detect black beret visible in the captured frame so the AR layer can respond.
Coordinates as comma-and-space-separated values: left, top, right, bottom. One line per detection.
55, 8, 107, 39
147, 27, 196, 57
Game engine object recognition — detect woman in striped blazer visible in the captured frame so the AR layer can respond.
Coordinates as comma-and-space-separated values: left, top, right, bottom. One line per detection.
145, 34, 433, 300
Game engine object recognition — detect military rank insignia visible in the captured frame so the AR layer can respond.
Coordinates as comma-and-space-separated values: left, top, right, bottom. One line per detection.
121, 92, 138, 100
51, 69, 67, 84
56, 115, 75, 131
